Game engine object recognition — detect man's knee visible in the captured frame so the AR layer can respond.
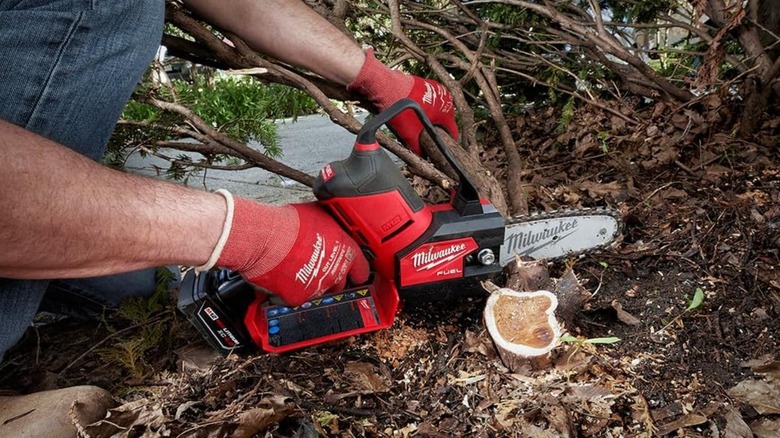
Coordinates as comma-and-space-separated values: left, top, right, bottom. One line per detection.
0, 0, 165, 158
0, 279, 48, 362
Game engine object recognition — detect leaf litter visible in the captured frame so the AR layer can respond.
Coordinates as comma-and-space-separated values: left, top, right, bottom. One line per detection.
0, 99, 778, 437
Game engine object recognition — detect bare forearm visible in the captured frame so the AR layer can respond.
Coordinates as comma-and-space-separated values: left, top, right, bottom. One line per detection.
0, 120, 225, 279
183, 0, 365, 85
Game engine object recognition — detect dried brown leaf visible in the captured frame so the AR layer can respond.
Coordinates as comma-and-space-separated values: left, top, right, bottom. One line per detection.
562, 385, 613, 436
658, 188, 688, 201
610, 115, 626, 132
464, 329, 493, 357
741, 355, 780, 379
704, 94, 722, 109
703, 164, 732, 182
233, 396, 294, 438
651, 103, 667, 118
641, 145, 680, 169
579, 181, 624, 199
651, 402, 683, 422
728, 379, 780, 415
176, 344, 222, 374
749, 417, 780, 437
541, 395, 575, 437
657, 413, 708, 436
554, 348, 592, 374
611, 300, 641, 326
344, 361, 391, 393
494, 399, 522, 429
81, 399, 167, 438
574, 133, 597, 155
723, 407, 753, 438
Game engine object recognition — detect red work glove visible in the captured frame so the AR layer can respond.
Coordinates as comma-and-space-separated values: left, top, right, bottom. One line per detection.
347, 48, 459, 155
200, 191, 370, 307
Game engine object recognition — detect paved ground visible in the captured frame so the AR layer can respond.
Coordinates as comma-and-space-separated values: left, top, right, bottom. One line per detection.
124, 111, 373, 204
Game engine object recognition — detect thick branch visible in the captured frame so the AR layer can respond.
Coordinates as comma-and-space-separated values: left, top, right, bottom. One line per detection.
706, 0, 773, 76
385, 0, 513, 215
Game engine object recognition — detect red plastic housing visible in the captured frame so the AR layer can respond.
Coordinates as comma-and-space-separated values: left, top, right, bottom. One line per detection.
244, 274, 399, 353
319, 190, 433, 284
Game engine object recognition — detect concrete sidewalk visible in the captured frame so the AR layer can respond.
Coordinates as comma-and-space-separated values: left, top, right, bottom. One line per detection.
124, 111, 371, 204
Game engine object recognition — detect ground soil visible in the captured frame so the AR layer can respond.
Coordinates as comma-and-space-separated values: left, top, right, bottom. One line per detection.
1, 101, 778, 437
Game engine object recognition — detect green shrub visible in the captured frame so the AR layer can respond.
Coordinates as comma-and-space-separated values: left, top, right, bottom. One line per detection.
108, 73, 318, 171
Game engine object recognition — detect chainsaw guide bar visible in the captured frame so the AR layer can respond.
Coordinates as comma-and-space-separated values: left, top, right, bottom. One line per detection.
499, 207, 623, 266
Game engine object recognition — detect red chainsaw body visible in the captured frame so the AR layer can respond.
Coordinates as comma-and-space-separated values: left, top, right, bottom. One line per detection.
242, 100, 504, 353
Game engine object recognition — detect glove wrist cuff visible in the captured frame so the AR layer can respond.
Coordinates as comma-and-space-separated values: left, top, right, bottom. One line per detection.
196, 189, 235, 272
348, 48, 413, 111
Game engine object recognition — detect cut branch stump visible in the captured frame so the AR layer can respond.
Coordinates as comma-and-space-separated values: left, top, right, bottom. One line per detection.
484, 288, 561, 373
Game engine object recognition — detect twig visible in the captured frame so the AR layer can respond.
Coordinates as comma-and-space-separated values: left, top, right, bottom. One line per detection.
674, 160, 697, 176
693, 154, 723, 170
588, 0, 605, 36
591, 268, 605, 299
495, 66, 639, 125
295, 399, 387, 418
148, 98, 315, 186
175, 420, 227, 438
642, 182, 678, 204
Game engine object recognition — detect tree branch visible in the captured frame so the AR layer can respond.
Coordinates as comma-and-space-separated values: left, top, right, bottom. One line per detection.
146, 98, 315, 186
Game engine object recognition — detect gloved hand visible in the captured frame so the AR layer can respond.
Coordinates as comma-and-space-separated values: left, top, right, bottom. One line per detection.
199, 191, 370, 307
348, 48, 459, 155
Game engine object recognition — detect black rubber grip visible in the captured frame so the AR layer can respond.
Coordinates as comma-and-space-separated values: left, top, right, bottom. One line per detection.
358, 99, 482, 216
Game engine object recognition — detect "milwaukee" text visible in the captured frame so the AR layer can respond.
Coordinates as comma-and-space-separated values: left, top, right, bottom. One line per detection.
505, 219, 579, 253
295, 234, 324, 286
412, 243, 467, 270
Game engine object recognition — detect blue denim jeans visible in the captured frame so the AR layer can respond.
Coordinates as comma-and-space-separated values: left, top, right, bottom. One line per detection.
0, 0, 166, 359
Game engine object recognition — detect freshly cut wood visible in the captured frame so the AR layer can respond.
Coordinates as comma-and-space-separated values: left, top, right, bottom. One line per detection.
484, 288, 561, 372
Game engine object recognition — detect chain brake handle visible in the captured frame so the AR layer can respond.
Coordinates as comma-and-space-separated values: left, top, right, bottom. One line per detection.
357, 98, 482, 216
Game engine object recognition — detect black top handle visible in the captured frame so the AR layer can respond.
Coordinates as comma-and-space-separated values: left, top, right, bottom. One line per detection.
356, 98, 483, 216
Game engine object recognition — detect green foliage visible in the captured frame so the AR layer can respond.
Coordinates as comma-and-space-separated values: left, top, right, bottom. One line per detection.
164, 23, 192, 40
477, 3, 536, 27
597, 131, 610, 153
560, 335, 621, 345
98, 267, 177, 378
685, 287, 705, 312
122, 75, 317, 154
656, 287, 707, 336
561, 334, 621, 368
607, 0, 673, 23
647, 39, 705, 77
108, 73, 318, 179
555, 96, 576, 134
122, 98, 159, 123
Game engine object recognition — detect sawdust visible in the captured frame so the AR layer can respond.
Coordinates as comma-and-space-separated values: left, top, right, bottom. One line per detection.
369, 322, 429, 367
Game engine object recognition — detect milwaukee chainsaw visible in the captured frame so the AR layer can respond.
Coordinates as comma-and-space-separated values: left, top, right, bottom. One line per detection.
178, 99, 621, 354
